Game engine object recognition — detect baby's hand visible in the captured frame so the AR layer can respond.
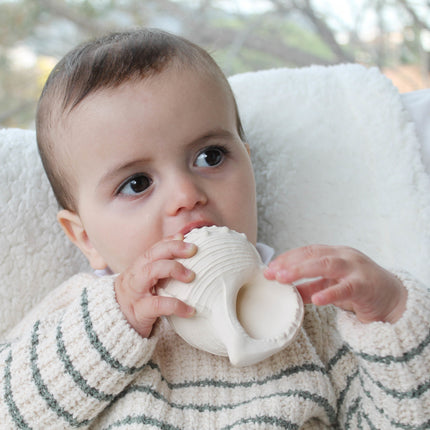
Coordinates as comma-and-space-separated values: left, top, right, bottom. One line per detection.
264, 245, 407, 324
114, 235, 197, 338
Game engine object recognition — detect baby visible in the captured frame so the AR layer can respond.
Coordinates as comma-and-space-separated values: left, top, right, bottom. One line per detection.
1, 28, 428, 429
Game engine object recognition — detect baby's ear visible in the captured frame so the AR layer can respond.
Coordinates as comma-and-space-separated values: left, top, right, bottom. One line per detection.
57, 209, 107, 270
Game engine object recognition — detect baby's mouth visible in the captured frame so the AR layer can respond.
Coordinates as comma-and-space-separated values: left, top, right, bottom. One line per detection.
179, 221, 216, 237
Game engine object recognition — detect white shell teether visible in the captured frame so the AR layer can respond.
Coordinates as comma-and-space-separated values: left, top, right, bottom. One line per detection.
159, 226, 304, 366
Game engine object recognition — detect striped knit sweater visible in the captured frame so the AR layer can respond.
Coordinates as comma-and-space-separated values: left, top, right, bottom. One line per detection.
0, 271, 429, 429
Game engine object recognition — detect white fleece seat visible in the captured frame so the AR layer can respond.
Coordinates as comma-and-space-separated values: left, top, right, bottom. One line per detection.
231, 64, 430, 281
1, 64, 430, 339
0, 129, 89, 337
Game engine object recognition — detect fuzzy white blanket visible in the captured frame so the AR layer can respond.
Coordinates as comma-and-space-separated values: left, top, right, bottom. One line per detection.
1, 64, 429, 338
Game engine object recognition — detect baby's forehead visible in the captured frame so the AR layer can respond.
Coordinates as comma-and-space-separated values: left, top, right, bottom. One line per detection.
55, 66, 237, 148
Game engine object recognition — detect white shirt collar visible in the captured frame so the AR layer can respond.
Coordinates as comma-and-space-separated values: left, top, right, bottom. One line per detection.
256, 242, 275, 265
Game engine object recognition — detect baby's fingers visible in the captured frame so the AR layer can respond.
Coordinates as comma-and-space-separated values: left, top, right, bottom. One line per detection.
115, 259, 195, 338
149, 259, 195, 286
120, 259, 194, 297
128, 295, 194, 338
311, 278, 358, 308
294, 278, 337, 304
143, 237, 197, 263
267, 248, 351, 284
140, 295, 195, 319
269, 245, 335, 269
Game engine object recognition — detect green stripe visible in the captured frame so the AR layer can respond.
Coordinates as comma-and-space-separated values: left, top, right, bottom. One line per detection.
0, 343, 11, 354
4, 351, 32, 430
354, 327, 430, 364
361, 412, 380, 430
103, 415, 181, 430
344, 397, 360, 430
336, 370, 359, 414
361, 381, 430, 429
31, 320, 92, 428
103, 413, 299, 430
103, 358, 338, 426
56, 319, 116, 402
338, 365, 430, 428
327, 344, 349, 371
327, 344, 360, 425
356, 410, 364, 430
146, 360, 329, 390
81, 288, 146, 374
221, 415, 299, 429
360, 363, 430, 399
111, 384, 337, 427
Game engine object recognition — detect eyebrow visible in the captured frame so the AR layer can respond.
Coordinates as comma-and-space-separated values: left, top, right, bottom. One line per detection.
98, 157, 151, 191
189, 128, 236, 146
97, 128, 237, 190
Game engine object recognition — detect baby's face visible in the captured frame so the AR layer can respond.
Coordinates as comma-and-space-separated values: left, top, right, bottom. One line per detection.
57, 67, 257, 273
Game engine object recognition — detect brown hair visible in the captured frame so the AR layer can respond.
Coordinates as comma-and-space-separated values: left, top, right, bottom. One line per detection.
36, 28, 245, 211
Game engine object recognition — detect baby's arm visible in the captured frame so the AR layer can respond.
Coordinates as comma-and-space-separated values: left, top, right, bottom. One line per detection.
0, 237, 196, 429
0, 273, 154, 428
273, 246, 430, 428
264, 244, 407, 323
339, 275, 429, 428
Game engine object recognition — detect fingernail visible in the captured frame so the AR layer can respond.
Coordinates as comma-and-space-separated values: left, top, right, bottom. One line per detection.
184, 268, 195, 281
276, 270, 290, 282
186, 305, 195, 316
185, 243, 197, 255
312, 292, 325, 306
264, 267, 275, 279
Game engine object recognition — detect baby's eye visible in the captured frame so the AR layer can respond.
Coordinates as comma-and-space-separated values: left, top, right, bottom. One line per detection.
194, 146, 227, 168
117, 174, 152, 196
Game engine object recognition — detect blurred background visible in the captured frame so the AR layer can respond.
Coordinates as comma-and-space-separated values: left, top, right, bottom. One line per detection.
0, 0, 429, 129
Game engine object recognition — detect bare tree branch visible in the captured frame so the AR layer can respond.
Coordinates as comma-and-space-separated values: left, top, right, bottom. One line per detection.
270, 0, 354, 63
194, 25, 336, 69
396, 0, 430, 31
34, 0, 108, 36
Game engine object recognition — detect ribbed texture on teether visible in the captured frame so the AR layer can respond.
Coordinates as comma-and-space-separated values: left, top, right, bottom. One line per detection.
161, 226, 304, 366
179, 227, 259, 309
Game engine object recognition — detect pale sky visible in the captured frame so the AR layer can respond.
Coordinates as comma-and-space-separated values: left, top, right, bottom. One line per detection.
216, 0, 407, 39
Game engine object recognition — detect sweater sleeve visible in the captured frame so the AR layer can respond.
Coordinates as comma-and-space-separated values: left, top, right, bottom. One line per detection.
334, 272, 430, 429
0, 273, 159, 429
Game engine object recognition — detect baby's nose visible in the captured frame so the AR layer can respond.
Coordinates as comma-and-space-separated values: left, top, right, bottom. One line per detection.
166, 174, 208, 215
